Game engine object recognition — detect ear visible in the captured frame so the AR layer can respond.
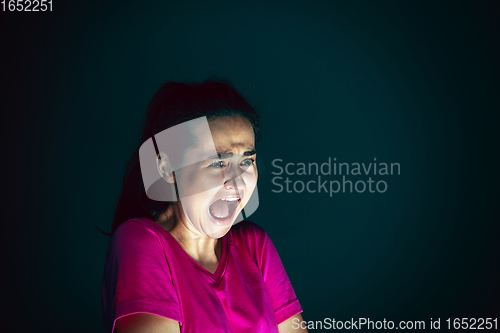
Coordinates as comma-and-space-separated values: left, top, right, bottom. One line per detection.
156, 151, 175, 183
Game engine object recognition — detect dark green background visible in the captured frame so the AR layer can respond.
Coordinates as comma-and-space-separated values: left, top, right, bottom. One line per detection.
1, 1, 499, 332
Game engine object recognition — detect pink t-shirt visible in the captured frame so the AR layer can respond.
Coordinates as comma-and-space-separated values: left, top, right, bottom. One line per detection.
101, 218, 302, 333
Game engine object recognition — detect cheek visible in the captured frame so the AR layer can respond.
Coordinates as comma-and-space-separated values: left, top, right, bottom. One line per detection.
253, 166, 258, 182
181, 191, 215, 222
245, 167, 258, 186
248, 175, 257, 190
176, 168, 224, 198
242, 172, 257, 201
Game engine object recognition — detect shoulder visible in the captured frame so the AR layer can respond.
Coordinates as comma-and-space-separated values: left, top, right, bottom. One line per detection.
113, 218, 163, 238
109, 218, 167, 254
229, 220, 271, 256
230, 220, 268, 240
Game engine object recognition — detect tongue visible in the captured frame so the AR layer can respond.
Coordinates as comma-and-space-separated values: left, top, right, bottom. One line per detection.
210, 199, 230, 219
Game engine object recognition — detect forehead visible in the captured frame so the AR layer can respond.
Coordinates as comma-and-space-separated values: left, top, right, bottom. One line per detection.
208, 116, 255, 149
167, 116, 254, 169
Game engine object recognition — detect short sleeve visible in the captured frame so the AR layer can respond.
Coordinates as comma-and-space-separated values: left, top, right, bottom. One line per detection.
242, 222, 303, 324
101, 220, 181, 333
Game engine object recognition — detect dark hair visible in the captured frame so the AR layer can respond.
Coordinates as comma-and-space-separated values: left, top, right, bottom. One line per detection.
100, 78, 260, 236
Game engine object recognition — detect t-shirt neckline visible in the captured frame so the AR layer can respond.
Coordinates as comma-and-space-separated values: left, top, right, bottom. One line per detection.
183, 234, 228, 283
142, 218, 229, 284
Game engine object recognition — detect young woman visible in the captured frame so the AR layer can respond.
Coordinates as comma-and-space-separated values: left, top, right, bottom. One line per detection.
101, 79, 307, 333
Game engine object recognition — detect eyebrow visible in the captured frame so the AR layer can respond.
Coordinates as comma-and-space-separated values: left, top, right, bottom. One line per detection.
208, 149, 256, 159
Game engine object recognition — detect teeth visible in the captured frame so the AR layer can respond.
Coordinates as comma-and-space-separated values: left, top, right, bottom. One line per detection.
222, 198, 239, 201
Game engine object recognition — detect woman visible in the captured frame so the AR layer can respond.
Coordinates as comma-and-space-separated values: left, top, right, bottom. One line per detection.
101, 79, 307, 333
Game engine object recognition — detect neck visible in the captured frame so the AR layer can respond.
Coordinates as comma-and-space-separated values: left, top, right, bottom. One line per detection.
154, 203, 221, 262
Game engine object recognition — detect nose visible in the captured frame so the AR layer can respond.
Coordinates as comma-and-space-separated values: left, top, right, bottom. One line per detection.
223, 176, 245, 194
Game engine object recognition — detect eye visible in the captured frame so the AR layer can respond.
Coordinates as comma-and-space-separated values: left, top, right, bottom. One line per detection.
240, 158, 255, 166
209, 160, 226, 168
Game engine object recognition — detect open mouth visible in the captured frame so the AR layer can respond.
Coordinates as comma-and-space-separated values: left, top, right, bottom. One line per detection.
208, 197, 241, 224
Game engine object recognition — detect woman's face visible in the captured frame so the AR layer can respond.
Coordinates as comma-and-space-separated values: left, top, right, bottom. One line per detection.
173, 116, 257, 239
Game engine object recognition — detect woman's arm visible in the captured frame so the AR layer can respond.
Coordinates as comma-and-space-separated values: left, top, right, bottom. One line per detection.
279, 313, 309, 333
115, 313, 181, 333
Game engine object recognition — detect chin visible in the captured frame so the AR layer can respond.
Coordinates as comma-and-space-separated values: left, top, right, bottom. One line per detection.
204, 225, 232, 239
